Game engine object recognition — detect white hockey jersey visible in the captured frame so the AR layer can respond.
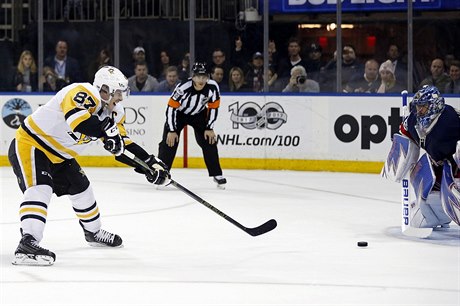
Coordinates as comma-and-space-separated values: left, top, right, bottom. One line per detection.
17, 82, 128, 163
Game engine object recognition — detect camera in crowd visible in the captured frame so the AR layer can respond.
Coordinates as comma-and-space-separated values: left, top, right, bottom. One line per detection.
296, 75, 306, 85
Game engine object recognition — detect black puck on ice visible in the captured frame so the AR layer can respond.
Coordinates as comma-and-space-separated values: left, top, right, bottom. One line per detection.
357, 241, 368, 247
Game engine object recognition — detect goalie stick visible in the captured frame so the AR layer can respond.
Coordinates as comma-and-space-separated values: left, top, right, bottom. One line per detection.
400, 90, 433, 238
121, 152, 277, 237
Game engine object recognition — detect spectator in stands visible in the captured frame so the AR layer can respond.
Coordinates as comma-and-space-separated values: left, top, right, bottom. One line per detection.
418, 58, 451, 93
376, 60, 405, 93
276, 37, 308, 89
87, 48, 112, 81
228, 66, 251, 92
211, 66, 228, 92
177, 52, 191, 81
245, 52, 264, 92
282, 65, 319, 93
133, 46, 146, 63
267, 67, 283, 92
261, 39, 280, 91
337, 46, 361, 86
210, 48, 231, 84
128, 61, 159, 92
268, 39, 279, 73
344, 59, 380, 93
230, 36, 249, 71
13, 50, 38, 92
122, 46, 151, 77
156, 66, 180, 93
41, 66, 67, 92
44, 40, 82, 85
305, 43, 326, 83
444, 53, 456, 71
321, 44, 362, 92
385, 44, 407, 88
445, 60, 460, 94
156, 50, 172, 82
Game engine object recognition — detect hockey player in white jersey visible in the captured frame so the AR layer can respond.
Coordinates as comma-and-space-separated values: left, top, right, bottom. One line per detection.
8, 66, 169, 266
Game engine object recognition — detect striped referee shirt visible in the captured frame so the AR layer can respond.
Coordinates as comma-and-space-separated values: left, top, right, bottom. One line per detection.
166, 78, 221, 132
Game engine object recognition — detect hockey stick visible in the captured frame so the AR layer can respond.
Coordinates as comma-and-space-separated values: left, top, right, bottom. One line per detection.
121, 152, 277, 237
400, 90, 432, 238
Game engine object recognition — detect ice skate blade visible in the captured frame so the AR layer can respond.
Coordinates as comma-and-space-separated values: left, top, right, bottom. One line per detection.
87, 242, 124, 248
216, 183, 226, 190
12, 253, 54, 266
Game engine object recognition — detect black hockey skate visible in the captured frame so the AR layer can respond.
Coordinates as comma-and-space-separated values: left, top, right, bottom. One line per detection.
81, 224, 123, 247
12, 234, 56, 266
213, 175, 227, 189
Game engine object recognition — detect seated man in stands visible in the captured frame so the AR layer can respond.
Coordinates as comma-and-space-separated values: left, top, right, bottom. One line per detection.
282, 65, 319, 93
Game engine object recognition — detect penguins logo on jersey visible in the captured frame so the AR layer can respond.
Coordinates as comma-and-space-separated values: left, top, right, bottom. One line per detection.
2, 98, 33, 129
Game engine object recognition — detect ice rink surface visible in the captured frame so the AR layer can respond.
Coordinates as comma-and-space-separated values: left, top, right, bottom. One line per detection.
1, 166, 459, 306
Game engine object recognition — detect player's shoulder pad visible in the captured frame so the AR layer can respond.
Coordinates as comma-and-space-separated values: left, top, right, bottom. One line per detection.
70, 82, 102, 100
83, 83, 101, 98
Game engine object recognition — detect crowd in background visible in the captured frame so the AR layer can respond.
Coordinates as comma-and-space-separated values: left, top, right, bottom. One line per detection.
8, 36, 460, 94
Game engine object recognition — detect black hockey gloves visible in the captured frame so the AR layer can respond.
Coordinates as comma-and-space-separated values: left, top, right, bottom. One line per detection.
135, 155, 170, 185
101, 117, 124, 156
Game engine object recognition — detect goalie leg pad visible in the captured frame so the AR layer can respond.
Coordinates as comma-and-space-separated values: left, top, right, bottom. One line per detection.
410, 153, 436, 201
441, 161, 460, 226
419, 193, 451, 227
381, 134, 420, 182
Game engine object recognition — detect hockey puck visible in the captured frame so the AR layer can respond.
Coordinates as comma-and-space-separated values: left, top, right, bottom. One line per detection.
357, 241, 368, 247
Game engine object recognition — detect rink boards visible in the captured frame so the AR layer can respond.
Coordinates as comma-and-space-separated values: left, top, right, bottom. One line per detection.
1, 93, 459, 173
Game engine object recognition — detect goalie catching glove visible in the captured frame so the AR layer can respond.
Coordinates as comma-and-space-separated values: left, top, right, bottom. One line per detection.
101, 117, 124, 156
135, 155, 170, 185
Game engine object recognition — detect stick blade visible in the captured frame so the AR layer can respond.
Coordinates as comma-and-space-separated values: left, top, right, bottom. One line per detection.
246, 219, 277, 236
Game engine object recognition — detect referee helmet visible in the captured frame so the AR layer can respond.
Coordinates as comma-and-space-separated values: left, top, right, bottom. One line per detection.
192, 62, 208, 76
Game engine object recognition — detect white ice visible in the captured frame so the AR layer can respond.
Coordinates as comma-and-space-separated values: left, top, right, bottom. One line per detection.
1, 166, 459, 305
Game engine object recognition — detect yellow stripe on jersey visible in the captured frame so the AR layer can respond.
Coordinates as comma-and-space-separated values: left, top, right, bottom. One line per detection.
27, 117, 79, 158
61, 85, 100, 130
16, 126, 65, 164
118, 122, 127, 137
15, 140, 35, 188
116, 112, 134, 145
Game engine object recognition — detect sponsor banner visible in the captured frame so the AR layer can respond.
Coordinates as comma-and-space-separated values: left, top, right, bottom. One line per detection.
1, 94, 459, 162
268, 0, 454, 13
194, 95, 399, 160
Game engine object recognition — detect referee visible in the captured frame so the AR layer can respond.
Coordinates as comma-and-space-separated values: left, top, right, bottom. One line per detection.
158, 62, 226, 188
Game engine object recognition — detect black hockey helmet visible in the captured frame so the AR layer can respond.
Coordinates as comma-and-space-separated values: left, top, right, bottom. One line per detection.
192, 62, 208, 76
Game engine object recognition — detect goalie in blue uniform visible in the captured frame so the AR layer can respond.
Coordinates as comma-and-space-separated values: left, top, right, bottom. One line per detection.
383, 85, 460, 232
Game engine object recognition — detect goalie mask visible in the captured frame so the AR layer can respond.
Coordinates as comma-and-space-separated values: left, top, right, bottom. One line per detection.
411, 85, 445, 129
93, 66, 130, 102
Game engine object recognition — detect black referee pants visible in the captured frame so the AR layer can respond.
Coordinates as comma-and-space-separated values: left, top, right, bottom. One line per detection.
158, 111, 223, 177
